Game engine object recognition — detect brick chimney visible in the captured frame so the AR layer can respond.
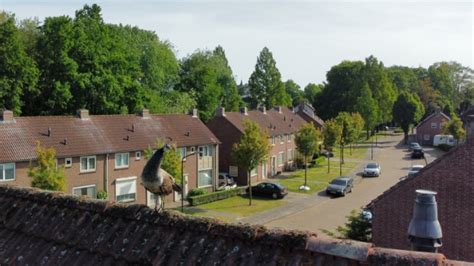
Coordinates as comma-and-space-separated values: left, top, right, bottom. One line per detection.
0, 110, 14, 123
258, 105, 266, 114
240, 107, 248, 115
76, 109, 89, 120
191, 108, 198, 118
140, 109, 150, 119
216, 107, 226, 117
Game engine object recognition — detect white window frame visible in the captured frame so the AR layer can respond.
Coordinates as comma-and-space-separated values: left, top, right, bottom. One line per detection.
180, 147, 187, 161
190, 146, 195, 153
115, 153, 129, 169
288, 149, 293, 161
250, 167, 258, 177
0, 163, 15, 181
72, 184, 97, 198
64, 157, 73, 168
135, 151, 141, 160
278, 152, 284, 166
287, 134, 291, 142
115, 176, 137, 203
229, 166, 238, 177
198, 169, 213, 188
271, 136, 276, 145
80, 156, 96, 173
280, 135, 284, 144
424, 134, 430, 141
431, 123, 437, 129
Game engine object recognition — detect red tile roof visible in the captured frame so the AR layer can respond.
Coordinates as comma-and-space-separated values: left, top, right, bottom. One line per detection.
414, 110, 451, 130
0, 185, 465, 265
368, 141, 474, 261
215, 107, 308, 136
0, 113, 219, 163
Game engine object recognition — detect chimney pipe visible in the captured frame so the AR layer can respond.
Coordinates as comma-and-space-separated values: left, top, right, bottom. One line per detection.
258, 105, 266, 114
48, 127, 52, 137
408, 189, 442, 253
1, 110, 14, 123
140, 109, 150, 119
240, 107, 248, 115
216, 107, 226, 117
191, 108, 198, 118
77, 109, 89, 120
276, 106, 282, 113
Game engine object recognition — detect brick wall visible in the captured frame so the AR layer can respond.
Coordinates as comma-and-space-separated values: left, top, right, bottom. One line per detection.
415, 113, 450, 146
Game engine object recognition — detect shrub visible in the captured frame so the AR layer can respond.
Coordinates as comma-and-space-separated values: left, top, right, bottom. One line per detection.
188, 187, 246, 206
97, 191, 108, 199
187, 188, 208, 198
437, 144, 453, 152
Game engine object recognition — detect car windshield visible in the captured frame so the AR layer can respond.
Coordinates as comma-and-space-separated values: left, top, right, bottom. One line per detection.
366, 164, 378, 169
330, 179, 347, 186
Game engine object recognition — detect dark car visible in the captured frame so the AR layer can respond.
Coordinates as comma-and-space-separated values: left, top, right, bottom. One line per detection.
411, 147, 424, 159
247, 182, 288, 199
326, 177, 353, 196
409, 142, 421, 151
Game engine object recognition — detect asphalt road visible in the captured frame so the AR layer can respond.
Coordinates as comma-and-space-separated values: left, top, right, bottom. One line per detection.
262, 133, 441, 236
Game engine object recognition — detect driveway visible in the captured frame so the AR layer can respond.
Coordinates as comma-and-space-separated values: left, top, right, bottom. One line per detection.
243, 133, 442, 236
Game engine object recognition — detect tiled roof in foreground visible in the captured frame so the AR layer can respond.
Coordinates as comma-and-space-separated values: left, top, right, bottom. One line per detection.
0, 186, 464, 265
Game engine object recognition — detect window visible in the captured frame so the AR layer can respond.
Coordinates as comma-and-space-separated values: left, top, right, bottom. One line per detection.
0, 163, 15, 181
135, 151, 141, 160
115, 153, 129, 169
147, 191, 159, 208
190, 146, 195, 153
287, 134, 291, 142
280, 135, 284, 144
198, 145, 212, 158
179, 147, 187, 160
65, 158, 72, 168
198, 169, 213, 187
250, 167, 257, 177
80, 156, 96, 172
424, 134, 430, 141
288, 149, 293, 161
271, 136, 276, 145
116, 177, 137, 202
229, 166, 238, 177
277, 152, 284, 166
73, 185, 96, 198
431, 123, 437, 129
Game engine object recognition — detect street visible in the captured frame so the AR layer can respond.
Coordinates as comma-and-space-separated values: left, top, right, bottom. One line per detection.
244, 133, 442, 236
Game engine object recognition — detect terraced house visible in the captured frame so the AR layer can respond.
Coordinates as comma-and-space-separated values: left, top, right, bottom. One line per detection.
207, 106, 312, 185
0, 109, 219, 207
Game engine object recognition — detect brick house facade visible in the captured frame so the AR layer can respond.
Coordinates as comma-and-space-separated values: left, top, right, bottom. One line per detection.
0, 109, 219, 207
367, 140, 474, 261
413, 110, 451, 146
206, 106, 309, 185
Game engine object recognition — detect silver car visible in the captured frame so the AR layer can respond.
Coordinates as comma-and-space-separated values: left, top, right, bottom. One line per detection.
363, 163, 381, 177
407, 165, 424, 177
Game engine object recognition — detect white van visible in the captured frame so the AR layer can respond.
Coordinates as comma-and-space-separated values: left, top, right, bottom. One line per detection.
433, 135, 454, 147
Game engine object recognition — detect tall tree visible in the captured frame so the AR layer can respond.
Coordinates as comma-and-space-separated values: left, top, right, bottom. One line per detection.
392, 91, 425, 143
0, 15, 38, 115
212, 46, 243, 111
232, 120, 271, 206
335, 112, 356, 164
295, 123, 322, 190
349, 112, 365, 153
442, 116, 466, 144
355, 83, 379, 139
304, 83, 322, 105
248, 47, 291, 109
322, 119, 342, 173
29, 143, 66, 192
285, 79, 304, 106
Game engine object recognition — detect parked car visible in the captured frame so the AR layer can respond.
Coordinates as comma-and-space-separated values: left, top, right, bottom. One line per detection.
362, 163, 381, 177
407, 165, 424, 177
326, 176, 353, 196
217, 172, 237, 190
411, 147, 424, 159
247, 182, 288, 199
409, 142, 421, 151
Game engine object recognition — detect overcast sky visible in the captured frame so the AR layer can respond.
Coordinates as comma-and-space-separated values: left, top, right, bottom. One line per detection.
2, 0, 473, 87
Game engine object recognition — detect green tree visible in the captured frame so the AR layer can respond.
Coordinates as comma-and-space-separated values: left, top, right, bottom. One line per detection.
322, 119, 342, 173
442, 115, 466, 144
304, 83, 322, 105
335, 112, 356, 165
285, 80, 305, 106
295, 123, 322, 189
335, 209, 372, 242
392, 91, 425, 143
248, 47, 291, 108
355, 83, 379, 139
232, 120, 271, 206
144, 140, 182, 185
213, 46, 243, 111
349, 112, 365, 153
0, 15, 38, 115
29, 142, 66, 192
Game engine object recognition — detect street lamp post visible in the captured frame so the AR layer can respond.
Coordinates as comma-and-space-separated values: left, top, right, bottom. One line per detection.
181, 152, 195, 213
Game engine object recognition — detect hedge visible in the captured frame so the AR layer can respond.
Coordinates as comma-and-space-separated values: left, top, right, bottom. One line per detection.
188, 187, 246, 206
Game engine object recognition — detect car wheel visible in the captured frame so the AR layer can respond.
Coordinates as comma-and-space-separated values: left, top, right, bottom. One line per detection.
349, 187, 353, 193
342, 190, 346, 196
272, 193, 277, 199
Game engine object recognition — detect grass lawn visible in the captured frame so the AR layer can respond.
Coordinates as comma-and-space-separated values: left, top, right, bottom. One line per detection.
198, 195, 286, 217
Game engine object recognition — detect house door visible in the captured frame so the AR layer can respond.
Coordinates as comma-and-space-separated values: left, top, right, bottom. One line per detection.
262, 162, 267, 179
271, 156, 276, 176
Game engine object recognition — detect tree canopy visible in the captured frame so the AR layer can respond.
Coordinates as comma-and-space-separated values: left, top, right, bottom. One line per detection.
295, 123, 322, 188
29, 142, 66, 192
392, 91, 425, 143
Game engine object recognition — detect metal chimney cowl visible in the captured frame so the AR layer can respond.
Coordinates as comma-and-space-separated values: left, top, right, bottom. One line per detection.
408, 189, 443, 252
